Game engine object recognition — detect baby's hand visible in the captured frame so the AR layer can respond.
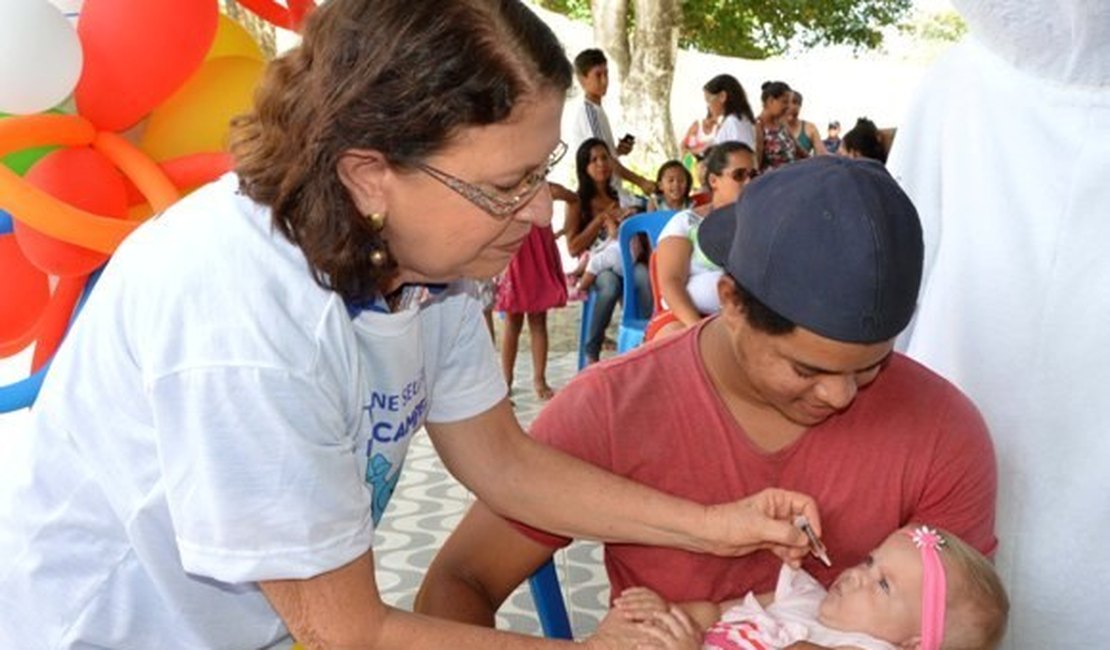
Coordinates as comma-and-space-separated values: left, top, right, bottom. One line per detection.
639, 607, 701, 650
614, 586, 669, 622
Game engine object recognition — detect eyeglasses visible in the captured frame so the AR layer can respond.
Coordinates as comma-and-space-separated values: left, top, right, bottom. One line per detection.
416, 140, 568, 220
724, 167, 759, 182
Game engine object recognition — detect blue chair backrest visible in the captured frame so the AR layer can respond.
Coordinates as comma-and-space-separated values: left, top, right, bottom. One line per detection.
617, 210, 677, 353
575, 288, 597, 372
527, 557, 573, 639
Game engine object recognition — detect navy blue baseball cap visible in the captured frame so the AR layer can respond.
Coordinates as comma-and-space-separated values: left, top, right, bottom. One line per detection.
697, 156, 923, 343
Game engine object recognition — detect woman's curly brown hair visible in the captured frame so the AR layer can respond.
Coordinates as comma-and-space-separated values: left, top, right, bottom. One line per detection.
229, 0, 572, 303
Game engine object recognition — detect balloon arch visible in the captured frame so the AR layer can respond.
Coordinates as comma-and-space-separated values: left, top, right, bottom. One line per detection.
0, 0, 314, 412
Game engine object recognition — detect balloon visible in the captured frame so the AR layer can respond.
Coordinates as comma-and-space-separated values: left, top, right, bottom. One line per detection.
236, 0, 295, 30
16, 147, 128, 276
206, 14, 265, 63
0, 114, 144, 254
0, 366, 50, 414
140, 56, 264, 162
0, 0, 84, 115
93, 131, 178, 211
0, 209, 11, 234
0, 234, 50, 347
75, 0, 218, 131
31, 275, 87, 371
0, 114, 59, 174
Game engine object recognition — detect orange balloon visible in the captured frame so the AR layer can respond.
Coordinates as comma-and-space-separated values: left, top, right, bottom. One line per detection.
17, 148, 129, 276
93, 131, 179, 213
0, 234, 50, 351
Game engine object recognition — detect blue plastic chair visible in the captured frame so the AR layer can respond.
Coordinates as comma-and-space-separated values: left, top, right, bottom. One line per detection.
616, 210, 677, 353
575, 288, 598, 371
527, 557, 573, 639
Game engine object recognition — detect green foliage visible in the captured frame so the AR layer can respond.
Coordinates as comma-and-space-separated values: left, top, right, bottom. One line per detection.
899, 10, 968, 44
536, 0, 914, 59
535, 0, 592, 22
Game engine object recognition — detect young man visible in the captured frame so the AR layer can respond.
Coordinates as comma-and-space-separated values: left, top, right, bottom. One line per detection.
414, 158, 997, 639
568, 48, 655, 196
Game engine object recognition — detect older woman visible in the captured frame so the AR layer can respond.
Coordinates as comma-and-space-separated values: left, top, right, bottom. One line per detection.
0, 2, 819, 648
646, 142, 757, 341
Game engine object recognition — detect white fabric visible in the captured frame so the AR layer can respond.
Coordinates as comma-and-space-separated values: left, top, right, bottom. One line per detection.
569, 97, 616, 158
0, 175, 505, 648
706, 566, 896, 650
657, 209, 722, 315
952, 0, 1110, 86
585, 239, 623, 277
714, 114, 755, 149
889, 34, 1110, 649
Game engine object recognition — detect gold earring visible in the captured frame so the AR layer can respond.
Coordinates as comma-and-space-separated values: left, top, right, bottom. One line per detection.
369, 247, 388, 267
367, 212, 386, 231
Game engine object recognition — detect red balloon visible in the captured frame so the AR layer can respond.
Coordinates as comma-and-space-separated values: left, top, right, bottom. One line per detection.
16, 147, 129, 276
0, 234, 50, 349
75, 0, 218, 131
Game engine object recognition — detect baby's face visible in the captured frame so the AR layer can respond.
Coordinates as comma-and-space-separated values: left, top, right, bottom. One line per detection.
817, 531, 923, 643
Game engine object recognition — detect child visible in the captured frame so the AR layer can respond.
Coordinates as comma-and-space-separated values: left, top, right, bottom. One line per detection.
495, 218, 567, 401
649, 160, 694, 212
605, 525, 1009, 650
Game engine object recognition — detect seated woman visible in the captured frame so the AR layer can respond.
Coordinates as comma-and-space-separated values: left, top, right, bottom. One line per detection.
649, 160, 694, 212
754, 80, 800, 171
645, 142, 755, 342
564, 137, 651, 364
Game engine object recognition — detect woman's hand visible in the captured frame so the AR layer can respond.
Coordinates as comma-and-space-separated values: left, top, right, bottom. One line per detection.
639, 608, 702, 650
703, 487, 821, 566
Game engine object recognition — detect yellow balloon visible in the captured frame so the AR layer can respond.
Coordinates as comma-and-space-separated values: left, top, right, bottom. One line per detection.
139, 56, 264, 162
206, 14, 265, 63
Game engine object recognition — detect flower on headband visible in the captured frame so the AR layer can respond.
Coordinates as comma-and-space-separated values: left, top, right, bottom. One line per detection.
911, 526, 946, 550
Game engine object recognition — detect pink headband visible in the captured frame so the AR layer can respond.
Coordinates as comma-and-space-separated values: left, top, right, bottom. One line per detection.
908, 526, 947, 650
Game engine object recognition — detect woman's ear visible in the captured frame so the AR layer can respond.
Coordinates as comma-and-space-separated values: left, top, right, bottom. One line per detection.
337, 149, 391, 217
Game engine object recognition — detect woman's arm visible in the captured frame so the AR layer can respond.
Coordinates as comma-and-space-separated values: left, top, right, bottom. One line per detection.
807, 122, 828, 156
753, 119, 765, 170
426, 399, 819, 557
655, 237, 703, 327
259, 551, 587, 649
565, 200, 606, 257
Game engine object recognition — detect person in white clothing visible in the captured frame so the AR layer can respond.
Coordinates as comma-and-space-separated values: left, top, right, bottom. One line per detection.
568, 48, 656, 196
704, 74, 756, 150
646, 142, 756, 342
888, 1, 1110, 647
603, 526, 1008, 650
0, 2, 825, 649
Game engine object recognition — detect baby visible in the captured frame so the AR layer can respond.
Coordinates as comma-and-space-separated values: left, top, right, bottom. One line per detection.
605, 525, 1009, 650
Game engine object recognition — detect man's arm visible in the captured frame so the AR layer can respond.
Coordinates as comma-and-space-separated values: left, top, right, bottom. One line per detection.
414, 500, 558, 624
615, 160, 656, 196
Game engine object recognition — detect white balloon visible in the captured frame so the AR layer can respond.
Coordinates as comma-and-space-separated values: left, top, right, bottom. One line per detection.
0, 0, 84, 115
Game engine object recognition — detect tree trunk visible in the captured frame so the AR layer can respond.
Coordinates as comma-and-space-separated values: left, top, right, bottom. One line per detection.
589, 0, 629, 82
622, 0, 680, 169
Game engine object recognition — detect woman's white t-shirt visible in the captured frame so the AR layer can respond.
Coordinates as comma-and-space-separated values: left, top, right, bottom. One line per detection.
0, 175, 505, 648
657, 208, 722, 315
714, 113, 755, 149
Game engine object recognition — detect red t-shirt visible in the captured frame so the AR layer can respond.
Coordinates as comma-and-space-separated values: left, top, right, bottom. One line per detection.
514, 321, 997, 604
